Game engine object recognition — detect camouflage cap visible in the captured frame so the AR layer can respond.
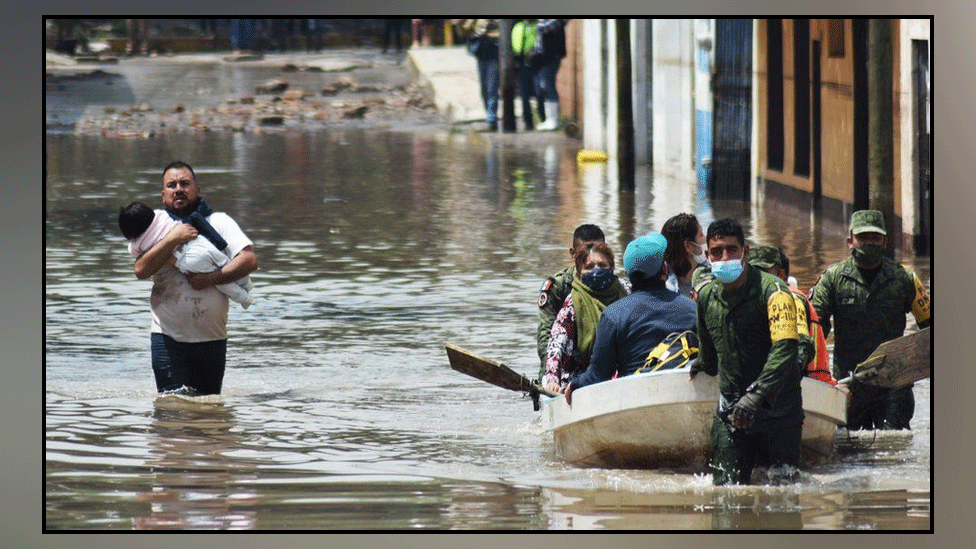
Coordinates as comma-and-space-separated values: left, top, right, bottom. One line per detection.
747, 245, 782, 269
691, 266, 715, 293
850, 209, 887, 235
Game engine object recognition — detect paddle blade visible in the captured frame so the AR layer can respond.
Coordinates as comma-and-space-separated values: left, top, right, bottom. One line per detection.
445, 343, 556, 396
852, 327, 931, 389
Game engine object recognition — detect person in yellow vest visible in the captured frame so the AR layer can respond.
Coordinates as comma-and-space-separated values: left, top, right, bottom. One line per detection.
512, 19, 543, 130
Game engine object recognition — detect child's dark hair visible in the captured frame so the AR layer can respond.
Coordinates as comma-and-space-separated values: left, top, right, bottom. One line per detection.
119, 202, 155, 240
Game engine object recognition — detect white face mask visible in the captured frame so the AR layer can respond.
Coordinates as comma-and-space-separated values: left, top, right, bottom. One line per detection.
689, 241, 709, 266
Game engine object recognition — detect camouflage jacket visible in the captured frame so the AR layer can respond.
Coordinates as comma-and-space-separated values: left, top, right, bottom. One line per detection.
810, 256, 932, 379
536, 266, 577, 380
696, 265, 802, 418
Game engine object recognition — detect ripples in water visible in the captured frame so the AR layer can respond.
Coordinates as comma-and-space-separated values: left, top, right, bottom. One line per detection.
45, 128, 930, 529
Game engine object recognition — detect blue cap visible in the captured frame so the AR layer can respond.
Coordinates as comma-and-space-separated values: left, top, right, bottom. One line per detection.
624, 232, 667, 276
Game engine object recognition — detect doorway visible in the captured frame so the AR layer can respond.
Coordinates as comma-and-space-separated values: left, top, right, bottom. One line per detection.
710, 18, 753, 201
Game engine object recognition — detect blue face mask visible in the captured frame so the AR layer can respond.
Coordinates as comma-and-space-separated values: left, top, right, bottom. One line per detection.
710, 258, 744, 284
581, 268, 615, 292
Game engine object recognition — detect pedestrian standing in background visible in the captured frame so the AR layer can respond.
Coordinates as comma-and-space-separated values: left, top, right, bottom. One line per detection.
383, 19, 408, 53
809, 210, 931, 430
512, 19, 543, 130
229, 19, 257, 54
304, 19, 323, 53
461, 19, 500, 131
126, 19, 146, 56
533, 19, 568, 131
693, 218, 802, 485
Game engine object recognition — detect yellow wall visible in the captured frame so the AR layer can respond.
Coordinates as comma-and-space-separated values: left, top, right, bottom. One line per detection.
757, 19, 907, 222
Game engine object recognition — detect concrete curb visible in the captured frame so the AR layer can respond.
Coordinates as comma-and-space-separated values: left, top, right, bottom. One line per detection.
407, 46, 486, 125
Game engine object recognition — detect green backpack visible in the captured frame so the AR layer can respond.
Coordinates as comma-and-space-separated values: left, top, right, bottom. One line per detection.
637, 331, 700, 373
511, 20, 538, 57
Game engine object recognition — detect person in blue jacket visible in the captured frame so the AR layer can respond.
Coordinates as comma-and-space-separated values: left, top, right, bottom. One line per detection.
566, 232, 697, 402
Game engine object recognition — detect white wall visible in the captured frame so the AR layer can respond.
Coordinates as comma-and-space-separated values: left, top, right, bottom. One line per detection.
898, 19, 930, 241
582, 19, 607, 152
652, 19, 696, 182
582, 18, 697, 184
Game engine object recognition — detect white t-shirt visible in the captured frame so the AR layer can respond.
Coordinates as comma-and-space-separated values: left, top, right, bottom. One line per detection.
149, 212, 252, 342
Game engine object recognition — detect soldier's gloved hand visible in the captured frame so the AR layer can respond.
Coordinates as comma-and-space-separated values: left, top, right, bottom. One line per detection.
688, 358, 702, 380
730, 391, 768, 429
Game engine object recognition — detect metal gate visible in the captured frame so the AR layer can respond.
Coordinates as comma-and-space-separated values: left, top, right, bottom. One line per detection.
710, 19, 753, 201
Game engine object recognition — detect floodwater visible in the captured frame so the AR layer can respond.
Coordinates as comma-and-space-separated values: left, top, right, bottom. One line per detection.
45, 54, 931, 531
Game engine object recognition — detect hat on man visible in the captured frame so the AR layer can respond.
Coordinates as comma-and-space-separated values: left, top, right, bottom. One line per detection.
850, 209, 887, 235
624, 232, 667, 276
691, 266, 715, 294
747, 245, 783, 270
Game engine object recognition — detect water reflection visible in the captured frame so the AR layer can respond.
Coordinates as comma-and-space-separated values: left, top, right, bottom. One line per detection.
134, 396, 258, 529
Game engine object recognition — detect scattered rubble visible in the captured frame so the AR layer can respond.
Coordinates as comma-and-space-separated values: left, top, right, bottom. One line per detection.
67, 75, 438, 136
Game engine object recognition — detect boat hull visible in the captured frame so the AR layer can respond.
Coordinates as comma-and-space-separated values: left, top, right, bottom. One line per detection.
541, 370, 847, 469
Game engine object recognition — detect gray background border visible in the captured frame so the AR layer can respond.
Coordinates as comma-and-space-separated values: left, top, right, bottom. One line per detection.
15, 3, 958, 545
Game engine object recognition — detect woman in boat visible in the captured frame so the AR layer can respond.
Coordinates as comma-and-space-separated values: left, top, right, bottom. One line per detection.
661, 213, 708, 299
542, 242, 628, 393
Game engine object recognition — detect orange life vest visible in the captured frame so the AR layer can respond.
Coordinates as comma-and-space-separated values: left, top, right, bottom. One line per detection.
790, 285, 835, 385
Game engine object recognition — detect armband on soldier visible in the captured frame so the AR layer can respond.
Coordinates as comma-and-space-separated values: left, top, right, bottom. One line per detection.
902, 265, 931, 327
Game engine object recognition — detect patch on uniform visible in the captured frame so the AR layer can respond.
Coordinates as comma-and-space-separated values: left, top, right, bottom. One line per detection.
790, 293, 810, 338
540, 279, 553, 292
909, 271, 931, 323
538, 292, 549, 308
767, 290, 799, 342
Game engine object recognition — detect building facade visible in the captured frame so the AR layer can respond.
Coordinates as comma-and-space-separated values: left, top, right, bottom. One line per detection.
756, 18, 931, 254
577, 18, 930, 255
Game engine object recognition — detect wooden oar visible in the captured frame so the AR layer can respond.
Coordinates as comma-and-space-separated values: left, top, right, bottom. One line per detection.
837, 326, 931, 388
445, 343, 558, 398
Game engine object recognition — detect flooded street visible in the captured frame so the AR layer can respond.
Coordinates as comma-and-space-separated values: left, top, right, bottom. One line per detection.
45, 52, 930, 530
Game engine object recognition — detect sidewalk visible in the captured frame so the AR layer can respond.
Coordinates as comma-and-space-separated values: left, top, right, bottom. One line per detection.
407, 46, 486, 125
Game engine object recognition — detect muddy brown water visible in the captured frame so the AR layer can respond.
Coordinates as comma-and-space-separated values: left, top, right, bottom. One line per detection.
45, 52, 930, 530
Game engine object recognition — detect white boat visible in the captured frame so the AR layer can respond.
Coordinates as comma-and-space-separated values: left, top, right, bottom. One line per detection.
540, 369, 847, 469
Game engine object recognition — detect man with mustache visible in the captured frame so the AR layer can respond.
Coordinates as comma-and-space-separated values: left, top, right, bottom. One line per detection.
131, 161, 258, 396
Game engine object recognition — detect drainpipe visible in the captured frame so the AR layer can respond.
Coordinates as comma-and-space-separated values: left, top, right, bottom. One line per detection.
616, 19, 635, 190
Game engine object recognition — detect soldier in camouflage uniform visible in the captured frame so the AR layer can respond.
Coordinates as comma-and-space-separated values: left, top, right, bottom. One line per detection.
693, 219, 802, 485
536, 225, 610, 381
810, 210, 932, 430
